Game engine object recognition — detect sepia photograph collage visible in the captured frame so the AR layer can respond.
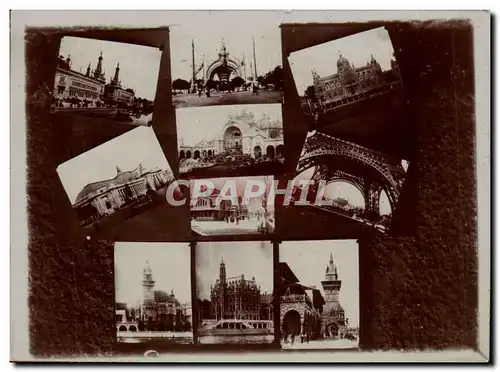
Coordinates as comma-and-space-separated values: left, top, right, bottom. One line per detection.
16, 9, 489, 363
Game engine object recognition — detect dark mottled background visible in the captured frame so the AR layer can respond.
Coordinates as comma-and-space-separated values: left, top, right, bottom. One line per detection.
25, 20, 477, 357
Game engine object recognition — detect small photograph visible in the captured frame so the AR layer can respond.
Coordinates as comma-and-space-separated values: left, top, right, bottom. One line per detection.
115, 242, 193, 345
170, 22, 283, 108
285, 130, 409, 236
51, 36, 161, 126
288, 27, 408, 156
56, 126, 178, 237
279, 240, 359, 350
177, 104, 284, 179
189, 176, 275, 237
195, 241, 274, 344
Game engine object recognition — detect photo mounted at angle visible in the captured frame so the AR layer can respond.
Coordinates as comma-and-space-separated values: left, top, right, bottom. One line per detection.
189, 175, 275, 237
195, 241, 274, 345
114, 242, 194, 352
169, 19, 283, 109
177, 103, 284, 179
288, 26, 411, 160
56, 126, 180, 240
278, 240, 359, 350
51, 36, 161, 126
286, 130, 409, 236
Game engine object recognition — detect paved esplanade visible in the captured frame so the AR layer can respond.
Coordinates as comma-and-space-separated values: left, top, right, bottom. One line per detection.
281, 338, 358, 350
191, 219, 274, 236
173, 90, 282, 108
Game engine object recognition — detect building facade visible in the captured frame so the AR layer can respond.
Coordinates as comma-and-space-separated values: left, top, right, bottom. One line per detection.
320, 253, 347, 338
139, 261, 190, 331
53, 54, 106, 106
53, 52, 135, 108
311, 53, 402, 106
279, 253, 349, 340
179, 110, 284, 163
104, 62, 136, 106
209, 258, 273, 322
74, 164, 172, 227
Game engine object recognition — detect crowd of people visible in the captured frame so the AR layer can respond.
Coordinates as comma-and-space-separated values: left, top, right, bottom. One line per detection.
281, 331, 312, 346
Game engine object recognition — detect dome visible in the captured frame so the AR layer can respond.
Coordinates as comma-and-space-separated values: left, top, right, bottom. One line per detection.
74, 167, 140, 204
337, 54, 351, 69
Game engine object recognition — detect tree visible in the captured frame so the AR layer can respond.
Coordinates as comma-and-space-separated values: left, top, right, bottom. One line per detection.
257, 75, 266, 86
231, 76, 245, 89
206, 79, 217, 92
305, 85, 316, 100
172, 78, 190, 92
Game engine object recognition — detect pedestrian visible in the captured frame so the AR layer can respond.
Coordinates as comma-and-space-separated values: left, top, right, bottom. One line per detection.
306, 333, 310, 343
300, 333, 304, 344
291, 332, 295, 345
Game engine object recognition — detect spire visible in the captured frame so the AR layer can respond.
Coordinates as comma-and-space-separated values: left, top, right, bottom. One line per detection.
86, 63, 91, 77
116, 165, 122, 174
170, 289, 174, 296
112, 62, 120, 84
329, 252, 333, 263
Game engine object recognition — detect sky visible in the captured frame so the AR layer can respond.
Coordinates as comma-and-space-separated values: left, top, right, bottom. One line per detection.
176, 103, 282, 147
196, 241, 273, 300
293, 167, 392, 215
57, 126, 172, 204
169, 21, 282, 82
288, 27, 397, 95
59, 36, 161, 100
279, 240, 359, 328
114, 242, 192, 307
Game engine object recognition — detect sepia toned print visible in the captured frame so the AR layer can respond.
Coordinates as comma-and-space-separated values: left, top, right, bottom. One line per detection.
56, 126, 178, 237
279, 240, 359, 350
170, 22, 283, 108
51, 36, 161, 126
114, 242, 193, 345
195, 241, 274, 345
189, 176, 275, 237
287, 26, 411, 162
177, 104, 284, 179
288, 130, 410, 235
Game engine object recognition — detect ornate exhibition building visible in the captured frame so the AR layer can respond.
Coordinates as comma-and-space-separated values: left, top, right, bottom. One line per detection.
310, 53, 402, 106
179, 110, 284, 166
279, 253, 350, 339
74, 164, 172, 227
116, 261, 192, 333
197, 258, 274, 331
53, 52, 135, 107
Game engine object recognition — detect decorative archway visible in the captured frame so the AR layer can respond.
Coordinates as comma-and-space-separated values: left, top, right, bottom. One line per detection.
208, 150, 213, 157
325, 322, 339, 338
276, 144, 285, 158
129, 325, 137, 332
202, 150, 207, 157
194, 150, 200, 159
179, 150, 185, 159
254, 145, 262, 159
266, 145, 275, 159
118, 325, 127, 332
282, 310, 301, 335
186, 150, 192, 159
223, 126, 243, 151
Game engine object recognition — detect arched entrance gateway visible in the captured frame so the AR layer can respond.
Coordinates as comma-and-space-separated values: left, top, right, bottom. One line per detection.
254, 145, 262, 159
205, 43, 242, 92
325, 322, 339, 338
194, 150, 200, 159
266, 145, 275, 159
223, 126, 243, 152
282, 310, 301, 336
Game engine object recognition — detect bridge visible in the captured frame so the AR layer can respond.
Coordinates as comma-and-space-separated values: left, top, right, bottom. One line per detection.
200, 318, 274, 330
295, 131, 407, 226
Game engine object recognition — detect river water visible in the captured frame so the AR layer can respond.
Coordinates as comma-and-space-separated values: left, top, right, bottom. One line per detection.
198, 334, 274, 344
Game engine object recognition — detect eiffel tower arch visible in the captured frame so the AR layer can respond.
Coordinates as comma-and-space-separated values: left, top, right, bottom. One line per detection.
296, 131, 406, 217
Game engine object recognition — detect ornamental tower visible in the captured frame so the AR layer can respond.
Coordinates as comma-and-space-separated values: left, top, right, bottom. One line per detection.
142, 261, 155, 305
111, 62, 121, 86
321, 252, 342, 308
93, 51, 105, 82
218, 257, 227, 319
